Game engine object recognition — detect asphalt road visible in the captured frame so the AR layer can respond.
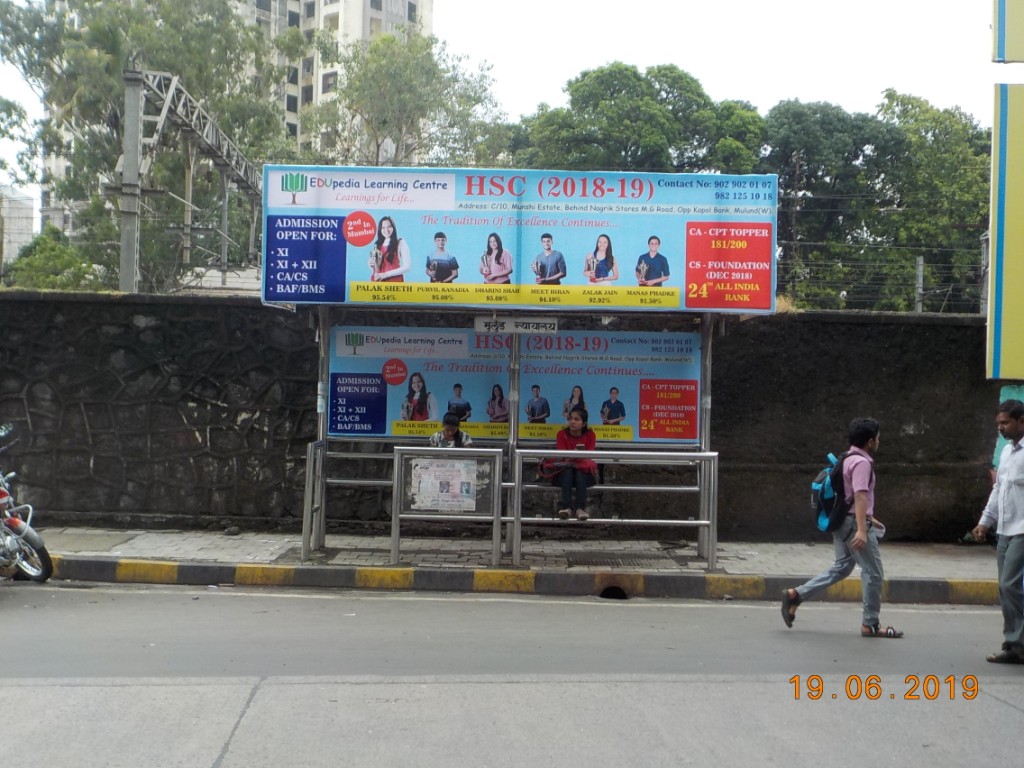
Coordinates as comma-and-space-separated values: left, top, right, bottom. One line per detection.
2, 582, 1022, 767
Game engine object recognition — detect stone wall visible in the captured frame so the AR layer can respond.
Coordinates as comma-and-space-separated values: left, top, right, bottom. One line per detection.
709, 311, 999, 542
0, 292, 319, 527
0, 291, 1003, 541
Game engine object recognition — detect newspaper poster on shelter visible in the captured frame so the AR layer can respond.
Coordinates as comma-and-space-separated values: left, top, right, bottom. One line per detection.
408, 457, 478, 512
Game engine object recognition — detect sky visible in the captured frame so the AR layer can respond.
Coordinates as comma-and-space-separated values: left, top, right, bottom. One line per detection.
433, 0, 1016, 125
4, 0, 1023, 218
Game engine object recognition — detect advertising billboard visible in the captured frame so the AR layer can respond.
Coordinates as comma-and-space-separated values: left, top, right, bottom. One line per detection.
328, 326, 701, 444
263, 166, 777, 314
989, 84, 1024, 379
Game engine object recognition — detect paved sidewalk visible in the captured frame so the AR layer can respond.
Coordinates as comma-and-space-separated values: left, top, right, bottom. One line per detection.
27, 526, 1000, 605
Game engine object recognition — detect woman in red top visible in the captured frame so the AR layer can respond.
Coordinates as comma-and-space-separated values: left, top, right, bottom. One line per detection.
554, 407, 598, 520
368, 216, 410, 282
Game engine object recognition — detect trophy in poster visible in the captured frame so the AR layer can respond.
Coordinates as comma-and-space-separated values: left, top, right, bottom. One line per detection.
601, 404, 611, 423
585, 253, 598, 282
369, 247, 384, 277
480, 252, 490, 277
636, 260, 648, 284
428, 259, 438, 281
531, 259, 543, 279
400, 398, 413, 421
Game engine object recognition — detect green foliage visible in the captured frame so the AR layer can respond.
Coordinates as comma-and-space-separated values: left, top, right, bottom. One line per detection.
0, 0, 285, 291
1, 96, 30, 181
760, 94, 989, 312
873, 90, 990, 312
761, 100, 908, 307
515, 63, 678, 171
704, 101, 764, 174
510, 63, 762, 174
6, 223, 101, 290
301, 29, 497, 167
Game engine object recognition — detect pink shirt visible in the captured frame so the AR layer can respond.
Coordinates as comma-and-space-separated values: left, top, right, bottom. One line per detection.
481, 250, 514, 283
843, 446, 875, 517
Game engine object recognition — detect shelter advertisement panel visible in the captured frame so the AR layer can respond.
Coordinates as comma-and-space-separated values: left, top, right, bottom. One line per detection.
988, 84, 1024, 379
993, 0, 1024, 62
328, 327, 701, 444
263, 165, 777, 314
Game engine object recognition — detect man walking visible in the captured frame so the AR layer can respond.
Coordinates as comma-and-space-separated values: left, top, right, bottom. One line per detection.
971, 399, 1024, 663
781, 417, 903, 638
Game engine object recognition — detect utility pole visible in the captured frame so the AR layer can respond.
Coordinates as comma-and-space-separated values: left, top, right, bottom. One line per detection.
117, 69, 262, 292
119, 70, 143, 292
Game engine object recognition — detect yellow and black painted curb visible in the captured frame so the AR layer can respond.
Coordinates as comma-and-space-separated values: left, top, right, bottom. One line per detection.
50, 554, 999, 604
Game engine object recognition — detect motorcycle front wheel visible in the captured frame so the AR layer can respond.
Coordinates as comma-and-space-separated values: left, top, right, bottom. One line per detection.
12, 543, 53, 582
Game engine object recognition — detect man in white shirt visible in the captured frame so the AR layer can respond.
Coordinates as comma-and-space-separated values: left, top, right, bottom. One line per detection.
972, 399, 1024, 664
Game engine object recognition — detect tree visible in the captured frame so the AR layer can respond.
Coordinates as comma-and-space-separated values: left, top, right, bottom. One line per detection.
1, 96, 34, 183
6, 223, 101, 290
873, 90, 990, 312
301, 29, 497, 167
702, 100, 764, 174
760, 100, 907, 307
512, 63, 761, 174
759, 94, 989, 311
0, 0, 288, 291
516, 63, 678, 171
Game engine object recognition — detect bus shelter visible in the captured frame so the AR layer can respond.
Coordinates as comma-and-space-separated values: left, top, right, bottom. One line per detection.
260, 165, 779, 569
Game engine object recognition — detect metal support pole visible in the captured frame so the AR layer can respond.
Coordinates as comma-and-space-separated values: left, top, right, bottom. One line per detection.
980, 231, 989, 316
119, 70, 143, 292
697, 313, 714, 561
220, 172, 230, 287
301, 306, 332, 559
915, 255, 924, 313
249, 199, 259, 267
512, 450, 523, 565
707, 454, 718, 571
315, 306, 330, 550
507, 336, 522, 554
182, 145, 195, 265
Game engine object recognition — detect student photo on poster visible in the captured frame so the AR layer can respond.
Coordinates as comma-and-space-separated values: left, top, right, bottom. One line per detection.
479, 232, 514, 284
601, 386, 626, 425
399, 371, 439, 421
635, 235, 670, 287
425, 231, 459, 283
486, 384, 510, 423
369, 215, 411, 282
583, 234, 618, 284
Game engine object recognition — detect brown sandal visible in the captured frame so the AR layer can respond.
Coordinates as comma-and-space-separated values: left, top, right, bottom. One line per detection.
861, 622, 903, 638
781, 589, 800, 628
986, 649, 1024, 664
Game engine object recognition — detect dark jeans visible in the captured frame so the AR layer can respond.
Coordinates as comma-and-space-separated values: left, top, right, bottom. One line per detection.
559, 467, 594, 511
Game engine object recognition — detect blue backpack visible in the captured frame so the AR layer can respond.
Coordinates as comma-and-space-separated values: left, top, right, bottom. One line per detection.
811, 451, 851, 532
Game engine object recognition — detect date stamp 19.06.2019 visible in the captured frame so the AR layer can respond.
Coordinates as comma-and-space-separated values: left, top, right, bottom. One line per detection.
789, 674, 978, 701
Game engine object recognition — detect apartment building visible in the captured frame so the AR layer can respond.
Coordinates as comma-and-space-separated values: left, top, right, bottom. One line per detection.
40, 0, 434, 232
241, 0, 434, 142
0, 184, 35, 266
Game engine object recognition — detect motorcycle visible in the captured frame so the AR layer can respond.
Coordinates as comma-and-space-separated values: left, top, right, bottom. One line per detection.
0, 424, 53, 582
